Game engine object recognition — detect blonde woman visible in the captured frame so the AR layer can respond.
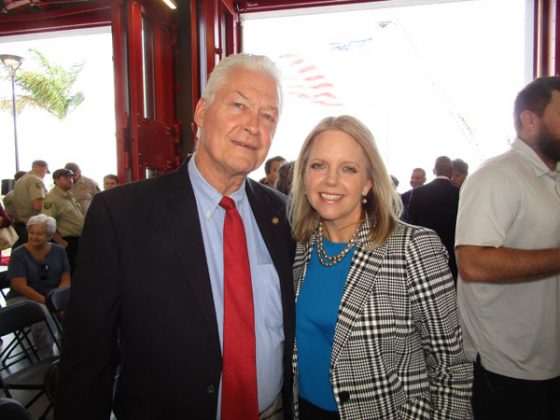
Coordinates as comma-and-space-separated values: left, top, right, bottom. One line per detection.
290, 115, 472, 419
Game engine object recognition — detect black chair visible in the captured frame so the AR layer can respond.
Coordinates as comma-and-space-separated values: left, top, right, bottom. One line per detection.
0, 270, 9, 301
45, 286, 71, 336
0, 397, 32, 420
0, 273, 37, 371
0, 300, 60, 416
43, 358, 59, 404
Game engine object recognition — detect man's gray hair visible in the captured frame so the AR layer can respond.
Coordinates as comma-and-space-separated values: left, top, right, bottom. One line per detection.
203, 53, 283, 112
27, 214, 57, 238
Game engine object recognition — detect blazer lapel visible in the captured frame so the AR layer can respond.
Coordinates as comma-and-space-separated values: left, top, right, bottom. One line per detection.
162, 161, 219, 335
331, 221, 389, 367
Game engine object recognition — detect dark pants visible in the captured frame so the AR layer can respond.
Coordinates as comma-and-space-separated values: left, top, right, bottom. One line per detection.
12, 222, 27, 249
473, 357, 560, 420
299, 399, 340, 420
63, 236, 80, 275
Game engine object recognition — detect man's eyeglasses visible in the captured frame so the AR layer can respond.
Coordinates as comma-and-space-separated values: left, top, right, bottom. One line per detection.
40, 264, 49, 280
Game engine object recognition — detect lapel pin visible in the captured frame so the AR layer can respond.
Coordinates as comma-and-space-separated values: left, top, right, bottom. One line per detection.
271, 216, 280, 225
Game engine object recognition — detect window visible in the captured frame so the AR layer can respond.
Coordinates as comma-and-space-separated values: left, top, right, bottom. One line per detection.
242, 0, 532, 190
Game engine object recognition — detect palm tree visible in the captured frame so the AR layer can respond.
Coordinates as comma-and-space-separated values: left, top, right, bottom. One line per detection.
0, 48, 84, 119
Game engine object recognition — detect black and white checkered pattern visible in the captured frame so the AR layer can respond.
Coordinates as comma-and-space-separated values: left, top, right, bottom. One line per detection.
292, 219, 472, 419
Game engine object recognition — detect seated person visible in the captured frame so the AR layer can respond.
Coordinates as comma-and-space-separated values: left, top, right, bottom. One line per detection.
7, 214, 71, 357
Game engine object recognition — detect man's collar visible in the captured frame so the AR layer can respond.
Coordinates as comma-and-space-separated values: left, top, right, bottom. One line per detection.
188, 155, 247, 219
55, 186, 72, 196
512, 138, 557, 176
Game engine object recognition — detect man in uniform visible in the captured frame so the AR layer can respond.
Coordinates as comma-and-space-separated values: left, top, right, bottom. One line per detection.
3, 170, 28, 220
42, 168, 85, 274
64, 162, 100, 215
11, 160, 50, 248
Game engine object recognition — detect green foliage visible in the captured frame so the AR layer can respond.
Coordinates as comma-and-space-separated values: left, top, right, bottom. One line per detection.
0, 48, 85, 120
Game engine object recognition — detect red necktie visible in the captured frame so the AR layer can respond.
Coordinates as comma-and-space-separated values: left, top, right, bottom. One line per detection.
219, 196, 259, 420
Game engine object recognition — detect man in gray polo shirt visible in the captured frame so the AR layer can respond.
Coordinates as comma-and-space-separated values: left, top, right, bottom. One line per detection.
456, 77, 560, 420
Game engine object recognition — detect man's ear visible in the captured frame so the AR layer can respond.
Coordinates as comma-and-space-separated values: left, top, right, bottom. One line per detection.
194, 98, 206, 128
520, 110, 538, 132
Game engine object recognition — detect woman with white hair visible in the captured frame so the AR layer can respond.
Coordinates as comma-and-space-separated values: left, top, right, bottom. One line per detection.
7, 214, 70, 356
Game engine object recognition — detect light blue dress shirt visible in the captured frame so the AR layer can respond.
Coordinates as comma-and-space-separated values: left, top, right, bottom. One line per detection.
188, 156, 284, 418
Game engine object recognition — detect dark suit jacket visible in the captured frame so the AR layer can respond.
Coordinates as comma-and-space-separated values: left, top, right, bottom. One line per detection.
400, 189, 413, 222
406, 178, 459, 280
55, 160, 295, 420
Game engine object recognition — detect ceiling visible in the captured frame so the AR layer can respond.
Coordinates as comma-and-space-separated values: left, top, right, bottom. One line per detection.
1, 0, 96, 15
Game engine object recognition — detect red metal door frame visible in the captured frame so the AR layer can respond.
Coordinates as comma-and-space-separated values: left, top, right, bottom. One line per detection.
535, 0, 560, 77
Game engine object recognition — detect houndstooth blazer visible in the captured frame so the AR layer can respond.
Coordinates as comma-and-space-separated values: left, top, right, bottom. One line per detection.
292, 219, 472, 419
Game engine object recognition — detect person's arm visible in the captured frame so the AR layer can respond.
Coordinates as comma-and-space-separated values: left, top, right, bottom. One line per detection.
51, 232, 69, 249
55, 271, 71, 321
456, 245, 560, 283
11, 277, 46, 304
407, 229, 472, 420
42, 201, 69, 248
59, 271, 71, 288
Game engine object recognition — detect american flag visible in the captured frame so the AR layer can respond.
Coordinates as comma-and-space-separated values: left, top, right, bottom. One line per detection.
277, 54, 343, 107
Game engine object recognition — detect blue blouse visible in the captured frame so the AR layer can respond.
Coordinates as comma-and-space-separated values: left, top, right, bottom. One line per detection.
296, 238, 355, 412
7, 244, 69, 297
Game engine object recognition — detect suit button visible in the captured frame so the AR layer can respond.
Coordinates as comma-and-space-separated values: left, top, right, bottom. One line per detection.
338, 391, 350, 403
207, 384, 215, 394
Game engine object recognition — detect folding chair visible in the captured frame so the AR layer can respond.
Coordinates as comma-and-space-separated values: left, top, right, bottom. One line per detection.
45, 286, 71, 336
0, 271, 10, 301
0, 274, 36, 371
0, 300, 60, 417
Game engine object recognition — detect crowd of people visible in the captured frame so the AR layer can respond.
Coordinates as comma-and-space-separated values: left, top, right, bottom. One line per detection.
0, 52, 558, 420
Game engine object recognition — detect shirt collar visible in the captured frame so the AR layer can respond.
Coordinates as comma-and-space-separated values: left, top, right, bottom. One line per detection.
188, 154, 248, 220
512, 138, 559, 178
55, 186, 72, 197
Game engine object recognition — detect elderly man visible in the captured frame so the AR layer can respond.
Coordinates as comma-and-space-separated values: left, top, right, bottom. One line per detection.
64, 162, 100, 214
456, 77, 560, 420
42, 168, 85, 274
10, 160, 50, 248
56, 53, 295, 420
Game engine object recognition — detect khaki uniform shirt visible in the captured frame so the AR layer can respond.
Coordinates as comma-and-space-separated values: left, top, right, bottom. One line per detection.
71, 175, 100, 215
11, 171, 48, 223
3, 190, 16, 219
42, 186, 85, 237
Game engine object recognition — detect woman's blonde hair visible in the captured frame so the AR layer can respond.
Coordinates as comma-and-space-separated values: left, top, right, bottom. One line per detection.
289, 115, 402, 248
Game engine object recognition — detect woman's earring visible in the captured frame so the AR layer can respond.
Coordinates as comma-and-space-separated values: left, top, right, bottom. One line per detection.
361, 194, 368, 205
